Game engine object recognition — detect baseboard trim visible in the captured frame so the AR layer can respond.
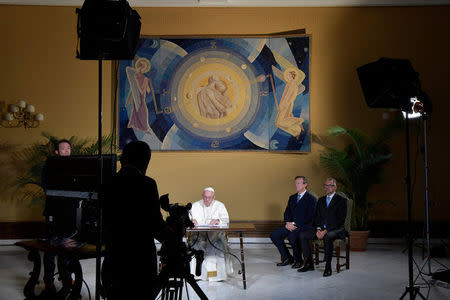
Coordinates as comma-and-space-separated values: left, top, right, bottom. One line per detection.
0, 221, 45, 239
1, 220, 449, 239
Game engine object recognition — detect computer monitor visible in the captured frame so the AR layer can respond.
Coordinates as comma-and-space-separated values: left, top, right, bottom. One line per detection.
43, 154, 117, 242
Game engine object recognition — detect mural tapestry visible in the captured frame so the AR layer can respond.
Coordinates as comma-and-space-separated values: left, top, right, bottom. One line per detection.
118, 35, 311, 151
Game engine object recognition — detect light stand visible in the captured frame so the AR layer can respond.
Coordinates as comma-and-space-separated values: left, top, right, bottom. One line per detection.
95, 59, 103, 300
413, 115, 448, 285
417, 115, 432, 276
76, 1, 141, 299
400, 112, 427, 300
356, 57, 434, 300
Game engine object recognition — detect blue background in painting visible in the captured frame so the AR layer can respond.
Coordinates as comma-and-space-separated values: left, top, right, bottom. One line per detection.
118, 36, 310, 151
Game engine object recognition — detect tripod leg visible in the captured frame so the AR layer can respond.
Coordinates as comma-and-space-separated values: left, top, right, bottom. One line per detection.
414, 289, 427, 300
160, 278, 184, 300
185, 276, 209, 300
399, 287, 408, 300
400, 286, 427, 300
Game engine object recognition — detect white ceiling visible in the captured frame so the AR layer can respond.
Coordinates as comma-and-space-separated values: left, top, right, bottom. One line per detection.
1, 0, 450, 7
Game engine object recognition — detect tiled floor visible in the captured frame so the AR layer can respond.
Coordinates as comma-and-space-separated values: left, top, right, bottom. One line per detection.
1, 240, 449, 300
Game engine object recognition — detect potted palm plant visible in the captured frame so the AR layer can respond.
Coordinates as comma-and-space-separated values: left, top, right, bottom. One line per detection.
316, 119, 400, 251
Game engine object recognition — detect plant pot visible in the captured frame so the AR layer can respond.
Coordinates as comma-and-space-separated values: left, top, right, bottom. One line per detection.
350, 230, 370, 251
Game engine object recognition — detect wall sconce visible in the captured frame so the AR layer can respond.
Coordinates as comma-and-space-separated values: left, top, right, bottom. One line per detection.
0, 99, 44, 128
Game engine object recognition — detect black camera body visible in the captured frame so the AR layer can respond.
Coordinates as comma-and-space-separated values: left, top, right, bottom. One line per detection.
158, 195, 204, 278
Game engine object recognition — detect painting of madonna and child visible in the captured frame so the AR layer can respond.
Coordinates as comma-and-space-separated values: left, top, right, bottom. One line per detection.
118, 35, 311, 152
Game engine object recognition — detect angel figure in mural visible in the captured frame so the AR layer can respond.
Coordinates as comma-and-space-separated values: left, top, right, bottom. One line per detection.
271, 51, 307, 139
126, 57, 153, 133
197, 74, 232, 119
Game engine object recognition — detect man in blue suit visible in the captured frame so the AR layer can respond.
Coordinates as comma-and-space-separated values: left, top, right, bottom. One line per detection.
270, 176, 317, 269
298, 177, 347, 277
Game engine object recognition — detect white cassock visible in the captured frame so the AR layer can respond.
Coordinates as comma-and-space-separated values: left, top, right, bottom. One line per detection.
189, 199, 234, 281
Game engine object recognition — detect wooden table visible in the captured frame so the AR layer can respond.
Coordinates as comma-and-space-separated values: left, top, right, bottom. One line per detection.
187, 222, 255, 289
15, 239, 101, 300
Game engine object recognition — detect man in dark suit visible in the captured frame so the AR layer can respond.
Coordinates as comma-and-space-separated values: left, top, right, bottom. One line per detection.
103, 141, 166, 299
270, 176, 317, 269
298, 177, 347, 277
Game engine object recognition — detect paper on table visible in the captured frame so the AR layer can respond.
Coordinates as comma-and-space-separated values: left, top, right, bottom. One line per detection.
195, 223, 229, 228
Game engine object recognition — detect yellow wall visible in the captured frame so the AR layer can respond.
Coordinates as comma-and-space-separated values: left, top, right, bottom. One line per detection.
1, 5, 449, 222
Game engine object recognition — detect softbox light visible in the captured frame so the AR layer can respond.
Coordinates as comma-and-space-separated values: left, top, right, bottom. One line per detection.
76, 0, 141, 60
357, 58, 420, 111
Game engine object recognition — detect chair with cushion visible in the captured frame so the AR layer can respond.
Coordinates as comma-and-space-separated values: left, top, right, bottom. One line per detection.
312, 192, 353, 273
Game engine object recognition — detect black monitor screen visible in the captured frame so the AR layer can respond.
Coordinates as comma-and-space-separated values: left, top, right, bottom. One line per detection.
44, 154, 117, 195
43, 155, 117, 241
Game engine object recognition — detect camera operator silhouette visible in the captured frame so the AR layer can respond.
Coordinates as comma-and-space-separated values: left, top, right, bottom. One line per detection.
102, 141, 167, 299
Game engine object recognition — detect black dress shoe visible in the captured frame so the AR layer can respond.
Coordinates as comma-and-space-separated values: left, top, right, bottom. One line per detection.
297, 261, 314, 272
291, 261, 303, 269
323, 267, 332, 277
276, 257, 293, 266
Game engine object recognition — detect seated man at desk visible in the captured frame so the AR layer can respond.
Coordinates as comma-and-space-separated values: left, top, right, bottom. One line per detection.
189, 187, 233, 281
41, 139, 74, 297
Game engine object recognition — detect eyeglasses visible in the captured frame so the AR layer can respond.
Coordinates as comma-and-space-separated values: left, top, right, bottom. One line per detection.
323, 184, 336, 187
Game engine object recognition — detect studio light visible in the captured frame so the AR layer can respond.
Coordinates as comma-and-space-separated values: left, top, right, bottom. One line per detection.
401, 92, 432, 119
401, 97, 425, 119
357, 57, 420, 111
357, 57, 434, 300
76, 0, 141, 60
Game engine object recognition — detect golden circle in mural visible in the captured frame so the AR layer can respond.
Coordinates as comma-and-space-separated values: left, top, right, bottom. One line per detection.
168, 49, 260, 140
178, 60, 251, 129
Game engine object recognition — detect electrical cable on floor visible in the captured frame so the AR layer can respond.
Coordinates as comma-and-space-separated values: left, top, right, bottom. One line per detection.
191, 231, 242, 265
53, 271, 92, 300
190, 231, 243, 275
83, 278, 91, 300
205, 232, 242, 265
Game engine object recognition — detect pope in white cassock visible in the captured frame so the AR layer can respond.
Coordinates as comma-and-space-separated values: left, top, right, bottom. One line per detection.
189, 187, 234, 281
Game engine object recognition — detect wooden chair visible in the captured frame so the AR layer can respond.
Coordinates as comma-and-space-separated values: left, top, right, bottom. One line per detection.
312, 192, 353, 273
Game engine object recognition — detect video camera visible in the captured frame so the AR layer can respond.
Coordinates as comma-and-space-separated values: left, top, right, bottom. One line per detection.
160, 194, 194, 239
157, 195, 204, 284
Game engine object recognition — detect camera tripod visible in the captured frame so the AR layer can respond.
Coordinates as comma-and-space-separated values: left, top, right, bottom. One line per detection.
157, 240, 208, 300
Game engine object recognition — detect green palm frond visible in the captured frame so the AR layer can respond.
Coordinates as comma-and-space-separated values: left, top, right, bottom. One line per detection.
317, 120, 400, 230
80, 134, 114, 155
